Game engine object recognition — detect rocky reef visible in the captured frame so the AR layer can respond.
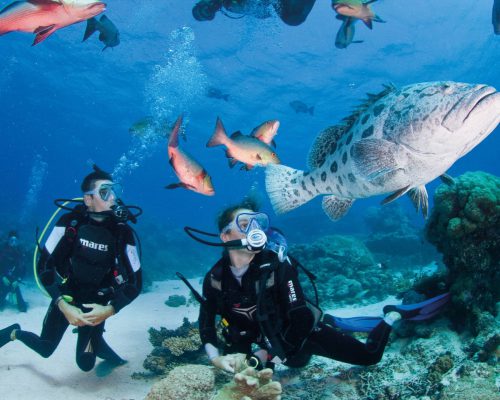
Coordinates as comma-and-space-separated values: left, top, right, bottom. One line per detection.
425, 171, 500, 334
363, 203, 440, 270
290, 235, 396, 307
142, 317, 206, 375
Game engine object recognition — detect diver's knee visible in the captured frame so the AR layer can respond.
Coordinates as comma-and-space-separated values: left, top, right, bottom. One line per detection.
77, 352, 96, 371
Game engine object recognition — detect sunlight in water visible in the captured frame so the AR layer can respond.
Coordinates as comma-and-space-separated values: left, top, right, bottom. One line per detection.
113, 26, 208, 181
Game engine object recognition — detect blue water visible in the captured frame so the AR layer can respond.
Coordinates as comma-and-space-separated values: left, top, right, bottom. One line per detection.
0, 0, 498, 248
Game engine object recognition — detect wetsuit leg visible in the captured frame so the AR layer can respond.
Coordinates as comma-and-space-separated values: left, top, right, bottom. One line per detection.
76, 323, 106, 372
292, 321, 392, 367
0, 285, 8, 309
275, 0, 316, 26
15, 301, 69, 358
14, 286, 27, 312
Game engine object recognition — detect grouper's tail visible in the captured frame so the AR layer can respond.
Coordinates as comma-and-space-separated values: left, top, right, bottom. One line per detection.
265, 164, 317, 214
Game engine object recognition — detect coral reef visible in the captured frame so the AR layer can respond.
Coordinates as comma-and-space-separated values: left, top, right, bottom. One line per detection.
214, 367, 282, 400
145, 364, 215, 400
425, 171, 500, 333
278, 319, 499, 400
165, 294, 187, 307
143, 318, 205, 375
290, 235, 395, 306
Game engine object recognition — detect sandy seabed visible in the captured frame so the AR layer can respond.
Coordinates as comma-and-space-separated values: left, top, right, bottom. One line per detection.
0, 280, 202, 400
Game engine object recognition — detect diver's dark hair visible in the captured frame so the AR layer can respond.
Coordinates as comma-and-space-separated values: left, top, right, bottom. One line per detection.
216, 197, 260, 232
81, 164, 113, 192
8, 230, 18, 238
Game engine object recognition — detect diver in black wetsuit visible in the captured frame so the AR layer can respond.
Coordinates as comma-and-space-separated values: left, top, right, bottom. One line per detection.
0, 231, 27, 312
192, 0, 316, 26
193, 199, 450, 373
0, 165, 142, 372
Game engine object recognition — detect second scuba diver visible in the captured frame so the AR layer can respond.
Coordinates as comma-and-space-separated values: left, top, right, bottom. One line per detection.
0, 165, 142, 372
0, 231, 27, 312
189, 198, 449, 372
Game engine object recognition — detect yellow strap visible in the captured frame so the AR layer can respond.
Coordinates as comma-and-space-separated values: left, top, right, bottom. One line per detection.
33, 198, 83, 298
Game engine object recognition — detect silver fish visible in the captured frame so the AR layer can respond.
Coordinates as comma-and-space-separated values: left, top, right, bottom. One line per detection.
266, 81, 500, 220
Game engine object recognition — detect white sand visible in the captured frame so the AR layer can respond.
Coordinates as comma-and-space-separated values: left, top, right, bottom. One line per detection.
0, 279, 202, 400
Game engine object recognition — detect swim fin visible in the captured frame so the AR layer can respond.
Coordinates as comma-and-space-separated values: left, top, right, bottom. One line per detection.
383, 292, 451, 321
0, 323, 20, 348
323, 292, 451, 333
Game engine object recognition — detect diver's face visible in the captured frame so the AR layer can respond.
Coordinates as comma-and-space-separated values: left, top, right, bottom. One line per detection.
84, 179, 116, 213
220, 208, 261, 255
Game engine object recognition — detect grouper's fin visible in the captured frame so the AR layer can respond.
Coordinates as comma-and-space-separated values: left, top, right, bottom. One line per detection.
381, 185, 411, 205
408, 185, 429, 218
265, 164, 316, 214
322, 195, 354, 221
165, 182, 195, 190
352, 138, 404, 182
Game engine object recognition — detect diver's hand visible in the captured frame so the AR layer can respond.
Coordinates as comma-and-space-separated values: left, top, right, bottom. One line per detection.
211, 353, 247, 373
2, 276, 10, 287
82, 303, 115, 325
58, 301, 92, 327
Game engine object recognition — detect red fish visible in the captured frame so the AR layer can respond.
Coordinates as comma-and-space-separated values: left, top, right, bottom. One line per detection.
0, 0, 106, 46
166, 115, 215, 196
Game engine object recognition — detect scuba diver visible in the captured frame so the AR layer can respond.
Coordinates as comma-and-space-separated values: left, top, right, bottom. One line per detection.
183, 198, 450, 372
192, 0, 317, 26
0, 231, 27, 312
0, 165, 142, 372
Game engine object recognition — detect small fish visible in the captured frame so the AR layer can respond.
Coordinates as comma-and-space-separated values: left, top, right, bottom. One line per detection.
207, 117, 280, 170
0, 0, 106, 46
166, 115, 215, 196
493, 0, 500, 35
251, 119, 280, 148
206, 87, 229, 102
335, 16, 363, 49
332, 0, 384, 29
129, 116, 176, 139
266, 81, 500, 221
83, 14, 119, 50
289, 100, 314, 115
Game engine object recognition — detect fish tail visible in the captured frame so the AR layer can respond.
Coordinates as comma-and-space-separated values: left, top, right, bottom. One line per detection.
168, 115, 183, 148
83, 17, 98, 42
206, 116, 228, 147
265, 164, 316, 214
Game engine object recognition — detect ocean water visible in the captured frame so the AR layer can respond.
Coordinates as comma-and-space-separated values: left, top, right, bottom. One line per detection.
0, 0, 498, 272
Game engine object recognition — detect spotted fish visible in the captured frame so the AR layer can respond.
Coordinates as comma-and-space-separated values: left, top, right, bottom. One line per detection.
265, 81, 500, 220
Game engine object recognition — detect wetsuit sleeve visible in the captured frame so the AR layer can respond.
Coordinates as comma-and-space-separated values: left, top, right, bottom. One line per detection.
109, 225, 142, 313
198, 272, 219, 347
37, 214, 74, 300
278, 259, 315, 350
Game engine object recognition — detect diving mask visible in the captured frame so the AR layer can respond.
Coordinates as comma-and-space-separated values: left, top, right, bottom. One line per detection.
222, 212, 270, 234
84, 183, 123, 202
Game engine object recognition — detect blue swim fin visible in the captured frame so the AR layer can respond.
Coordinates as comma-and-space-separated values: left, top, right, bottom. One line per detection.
323, 292, 451, 333
383, 292, 451, 321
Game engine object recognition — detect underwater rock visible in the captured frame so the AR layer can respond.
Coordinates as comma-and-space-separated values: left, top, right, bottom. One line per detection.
144, 318, 205, 375
425, 171, 500, 333
290, 235, 394, 305
145, 364, 215, 400
165, 294, 187, 307
214, 367, 282, 400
